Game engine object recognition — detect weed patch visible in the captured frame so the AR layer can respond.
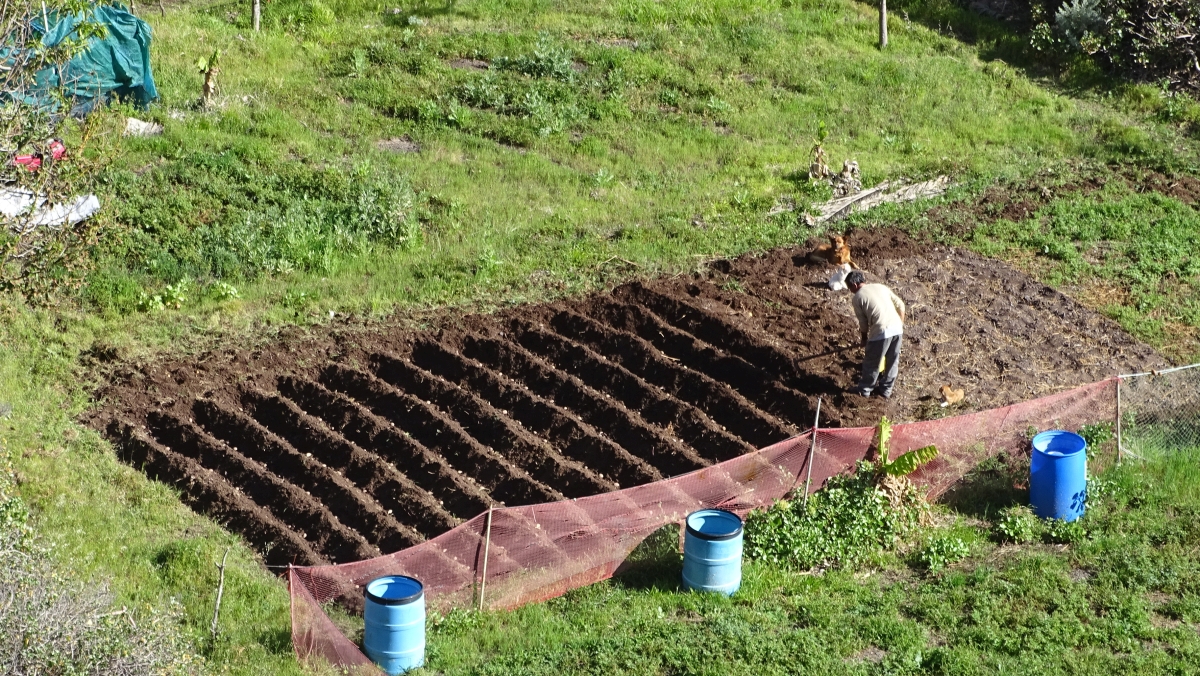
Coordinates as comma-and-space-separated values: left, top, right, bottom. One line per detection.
745, 462, 927, 571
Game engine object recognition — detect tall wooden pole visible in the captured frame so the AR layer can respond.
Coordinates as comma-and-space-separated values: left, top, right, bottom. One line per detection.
879, 0, 888, 48
253, 0, 261, 31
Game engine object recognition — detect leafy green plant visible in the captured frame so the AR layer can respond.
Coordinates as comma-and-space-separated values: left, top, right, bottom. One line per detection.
136, 291, 165, 313
1043, 517, 1087, 544
283, 289, 314, 310
1077, 420, 1114, 450
196, 48, 221, 108
745, 461, 925, 571
210, 281, 240, 301
161, 279, 189, 309
994, 505, 1041, 544
874, 416, 939, 477
493, 34, 577, 82
917, 535, 970, 573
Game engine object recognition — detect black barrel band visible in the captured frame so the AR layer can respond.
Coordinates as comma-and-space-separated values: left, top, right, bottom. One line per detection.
686, 510, 743, 541
366, 581, 424, 606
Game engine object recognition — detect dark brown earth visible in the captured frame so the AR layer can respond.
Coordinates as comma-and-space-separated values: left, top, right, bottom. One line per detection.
87, 229, 1165, 567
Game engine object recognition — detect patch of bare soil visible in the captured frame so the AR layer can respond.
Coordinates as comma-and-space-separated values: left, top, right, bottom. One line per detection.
87, 229, 1163, 565
376, 136, 420, 153
447, 58, 489, 71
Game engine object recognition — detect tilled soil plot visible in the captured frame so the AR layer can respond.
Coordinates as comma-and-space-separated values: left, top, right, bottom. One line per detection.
89, 229, 1164, 566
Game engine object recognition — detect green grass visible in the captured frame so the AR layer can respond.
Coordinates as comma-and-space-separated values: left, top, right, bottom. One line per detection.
848, 173, 1200, 362
416, 447, 1200, 675
77, 0, 1197, 320
0, 0, 1198, 673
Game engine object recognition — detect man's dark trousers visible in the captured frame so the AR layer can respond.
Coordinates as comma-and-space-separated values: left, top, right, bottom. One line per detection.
856, 334, 902, 397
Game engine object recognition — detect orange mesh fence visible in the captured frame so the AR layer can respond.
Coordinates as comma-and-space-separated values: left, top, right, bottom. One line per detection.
289, 378, 1117, 671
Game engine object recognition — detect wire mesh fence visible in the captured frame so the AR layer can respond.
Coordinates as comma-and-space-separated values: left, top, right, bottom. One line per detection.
289, 377, 1125, 671
1118, 364, 1200, 462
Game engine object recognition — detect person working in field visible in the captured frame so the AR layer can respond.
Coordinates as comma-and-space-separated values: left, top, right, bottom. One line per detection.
845, 271, 905, 398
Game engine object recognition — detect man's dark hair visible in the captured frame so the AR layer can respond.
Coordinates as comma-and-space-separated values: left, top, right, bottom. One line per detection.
846, 271, 866, 288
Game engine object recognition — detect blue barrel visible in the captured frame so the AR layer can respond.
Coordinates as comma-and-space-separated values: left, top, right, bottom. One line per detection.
682, 509, 743, 595
363, 575, 425, 674
1030, 430, 1088, 522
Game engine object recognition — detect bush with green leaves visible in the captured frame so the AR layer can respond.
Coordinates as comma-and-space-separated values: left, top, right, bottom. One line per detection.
917, 535, 970, 573
1043, 517, 1087, 544
744, 461, 926, 571
1031, 0, 1198, 93
994, 505, 1042, 544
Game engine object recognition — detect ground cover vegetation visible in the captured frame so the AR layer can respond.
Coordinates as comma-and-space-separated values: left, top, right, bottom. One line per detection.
75, 0, 1200, 321
417, 441, 1200, 675
0, 0, 1199, 673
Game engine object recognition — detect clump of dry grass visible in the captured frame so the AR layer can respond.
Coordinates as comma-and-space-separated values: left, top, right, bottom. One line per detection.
0, 447, 200, 676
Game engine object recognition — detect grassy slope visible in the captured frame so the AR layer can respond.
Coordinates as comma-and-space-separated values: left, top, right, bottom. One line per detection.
424, 446, 1200, 675
0, 0, 1197, 673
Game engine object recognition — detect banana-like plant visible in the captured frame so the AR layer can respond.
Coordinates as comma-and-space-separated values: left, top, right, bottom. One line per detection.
874, 416, 938, 477
196, 49, 221, 109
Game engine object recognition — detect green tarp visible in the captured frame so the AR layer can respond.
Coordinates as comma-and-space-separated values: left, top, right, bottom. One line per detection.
34, 3, 158, 113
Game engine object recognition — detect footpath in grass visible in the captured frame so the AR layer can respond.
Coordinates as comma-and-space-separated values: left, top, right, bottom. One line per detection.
421, 447, 1200, 675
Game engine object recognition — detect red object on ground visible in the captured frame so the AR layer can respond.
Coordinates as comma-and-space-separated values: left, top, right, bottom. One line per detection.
11, 139, 66, 172
288, 378, 1117, 671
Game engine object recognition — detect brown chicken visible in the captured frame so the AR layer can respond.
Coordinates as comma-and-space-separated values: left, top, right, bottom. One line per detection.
807, 234, 855, 267
940, 384, 965, 407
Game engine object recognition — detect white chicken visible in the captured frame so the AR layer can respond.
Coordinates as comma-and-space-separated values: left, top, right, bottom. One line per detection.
827, 263, 852, 291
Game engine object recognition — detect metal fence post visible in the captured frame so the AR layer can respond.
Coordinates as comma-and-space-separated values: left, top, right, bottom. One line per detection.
802, 398, 821, 508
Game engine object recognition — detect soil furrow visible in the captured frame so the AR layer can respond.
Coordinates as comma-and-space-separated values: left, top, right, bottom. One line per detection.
192, 398, 410, 554
587, 299, 817, 428
411, 340, 663, 488
510, 320, 752, 462
546, 309, 797, 446
242, 386, 458, 539
320, 364, 562, 507
275, 376, 493, 519
108, 422, 324, 567
458, 333, 709, 477
93, 227, 1166, 569
370, 354, 615, 498
145, 412, 374, 563
620, 283, 844, 396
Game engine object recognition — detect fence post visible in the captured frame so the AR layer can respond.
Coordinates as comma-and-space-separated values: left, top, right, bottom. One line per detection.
802, 398, 822, 508
253, 0, 261, 31
1116, 376, 1123, 464
478, 507, 494, 612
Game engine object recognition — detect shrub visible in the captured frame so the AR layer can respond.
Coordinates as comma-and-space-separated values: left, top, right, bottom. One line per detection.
917, 535, 970, 573
1043, 517, 1087, 544
1031, 0, 1199, 93
744, 461, 926, 571
994, 505, 1041, 543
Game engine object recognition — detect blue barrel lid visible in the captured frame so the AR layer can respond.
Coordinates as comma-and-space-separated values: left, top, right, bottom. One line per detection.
1031, 430, 1087, 458
686, 508, 743, 541
365, 575, 424, 606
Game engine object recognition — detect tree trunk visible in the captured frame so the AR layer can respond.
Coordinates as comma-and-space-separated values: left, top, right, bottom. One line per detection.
253, 0, 261, 31
879, 0, 888, 49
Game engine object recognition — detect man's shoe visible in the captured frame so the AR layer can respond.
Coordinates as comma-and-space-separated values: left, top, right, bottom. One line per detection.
880, 389, 893, 399
852, 388, 872, 397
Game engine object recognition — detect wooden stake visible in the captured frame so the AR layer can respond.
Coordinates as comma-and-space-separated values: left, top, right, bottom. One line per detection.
210, 547, 231, 640
879, 0, 888, 48
802, 397, 822, 508
1116, 377, 1123, 464
477, 508, 493, 612
252, 0, 261, 32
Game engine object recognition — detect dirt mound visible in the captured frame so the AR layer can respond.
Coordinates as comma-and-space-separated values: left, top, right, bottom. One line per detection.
88, 229, 1163, 566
